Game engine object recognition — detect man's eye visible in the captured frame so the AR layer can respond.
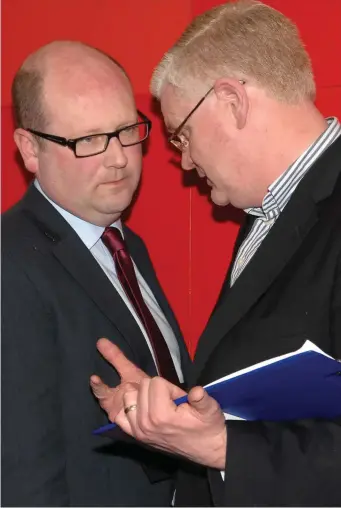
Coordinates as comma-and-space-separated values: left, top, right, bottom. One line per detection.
123, 125, 138, 134
79, 136, 95, 144
78, 135, 107, 146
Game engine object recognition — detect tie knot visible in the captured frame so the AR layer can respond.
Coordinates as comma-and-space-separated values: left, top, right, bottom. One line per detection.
102, 227, 126, 254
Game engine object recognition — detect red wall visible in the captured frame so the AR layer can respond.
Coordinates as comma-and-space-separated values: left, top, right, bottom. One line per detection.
2, 0, 341, 356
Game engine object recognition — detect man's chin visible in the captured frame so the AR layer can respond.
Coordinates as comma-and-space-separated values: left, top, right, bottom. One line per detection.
94, 195, 134, 219
101, 201, 133, 216
210, 189, 230, 207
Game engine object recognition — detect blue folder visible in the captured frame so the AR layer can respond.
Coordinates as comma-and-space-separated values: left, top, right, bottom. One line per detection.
93, 344, 341, 438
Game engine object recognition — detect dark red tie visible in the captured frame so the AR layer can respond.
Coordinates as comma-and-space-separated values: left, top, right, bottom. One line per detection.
102, 227, 179, 384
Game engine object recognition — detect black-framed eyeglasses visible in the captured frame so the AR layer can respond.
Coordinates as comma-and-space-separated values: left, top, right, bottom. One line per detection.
168, 80, 246, 152
26, 110, 152, 158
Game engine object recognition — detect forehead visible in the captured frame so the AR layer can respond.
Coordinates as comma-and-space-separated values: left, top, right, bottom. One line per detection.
160, 84, 194, 131
43, 64, 136, 133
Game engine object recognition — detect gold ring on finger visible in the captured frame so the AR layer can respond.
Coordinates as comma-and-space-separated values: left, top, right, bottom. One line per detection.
124, 404, 138, 415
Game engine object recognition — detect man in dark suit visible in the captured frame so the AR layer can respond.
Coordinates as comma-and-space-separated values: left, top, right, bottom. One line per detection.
1, 40, 191, 507
90, 1, 341, 506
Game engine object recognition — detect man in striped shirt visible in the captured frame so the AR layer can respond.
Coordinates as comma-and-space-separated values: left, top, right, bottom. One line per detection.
230, 116, 340, 285
92, 1, 341, 505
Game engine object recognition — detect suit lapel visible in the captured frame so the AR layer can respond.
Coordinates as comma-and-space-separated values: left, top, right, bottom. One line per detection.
52, 237, 152, 355
213, 214, 256, 309
192, 136, 341, 383
22, 187, 154, 362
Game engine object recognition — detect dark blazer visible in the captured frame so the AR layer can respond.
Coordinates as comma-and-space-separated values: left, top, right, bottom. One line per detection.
1, 185, 191, 507
176, 135, 341, 506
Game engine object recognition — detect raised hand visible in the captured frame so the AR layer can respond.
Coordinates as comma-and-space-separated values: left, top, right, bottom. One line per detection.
90, 338, 149, 421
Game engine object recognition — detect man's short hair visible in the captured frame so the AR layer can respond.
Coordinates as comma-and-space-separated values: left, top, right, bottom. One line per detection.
12, 68, 46, 131
151, 0, 315, 103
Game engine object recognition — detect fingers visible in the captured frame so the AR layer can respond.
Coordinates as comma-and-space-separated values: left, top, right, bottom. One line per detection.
188, 386, 220, 416
90, 375, 139, 401
149, 377, 187, 411
90, 375, 111, 400
117, 378, 170, 437
143, 377, 186, 427
109, 377, 189, 439
187, 386, 206, 405
90, 373, 141, 420
96, 338, 149, 382
115, 385, 141, 437
115, 406, 134, 436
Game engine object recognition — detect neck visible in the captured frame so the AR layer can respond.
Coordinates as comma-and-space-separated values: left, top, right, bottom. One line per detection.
251, 101, 328, 203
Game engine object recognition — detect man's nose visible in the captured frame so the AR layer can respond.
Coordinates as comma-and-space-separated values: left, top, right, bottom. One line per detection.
104, 137, 128, 168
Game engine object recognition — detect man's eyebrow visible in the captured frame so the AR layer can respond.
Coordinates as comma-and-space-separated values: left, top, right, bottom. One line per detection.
78, 128, 105, 136
72, 119, 139, 137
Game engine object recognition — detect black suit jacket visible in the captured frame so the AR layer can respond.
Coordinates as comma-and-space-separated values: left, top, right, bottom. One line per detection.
176, 136, 341, 506
1, 185, 191, 507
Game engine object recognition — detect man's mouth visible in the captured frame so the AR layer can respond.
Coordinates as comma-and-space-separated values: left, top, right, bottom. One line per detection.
103, 178, 126, 185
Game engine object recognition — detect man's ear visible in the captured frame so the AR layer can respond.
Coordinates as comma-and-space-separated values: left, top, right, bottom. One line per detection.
213, 78, 249, 129
13, 128, 40, 174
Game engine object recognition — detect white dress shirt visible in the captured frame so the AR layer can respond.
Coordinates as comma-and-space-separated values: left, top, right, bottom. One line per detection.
34, 180, 183, 382
231, 117, 341, 285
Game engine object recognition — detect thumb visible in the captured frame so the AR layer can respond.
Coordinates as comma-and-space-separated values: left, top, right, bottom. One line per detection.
188, 386, 220, 415
96, 338, 149, 382
90, 374, 112, 400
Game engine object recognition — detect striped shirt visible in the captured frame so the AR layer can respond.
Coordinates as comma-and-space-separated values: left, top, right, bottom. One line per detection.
230, 117, 341, 286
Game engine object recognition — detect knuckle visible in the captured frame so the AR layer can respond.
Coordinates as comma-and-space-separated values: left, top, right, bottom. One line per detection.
149, 410, 165, 427
108, 411, 117, 422
140, 377, 150, 388
138, 411, 151, 430
99, 399, 108, 410
124, 382, 138, 391
135, 427, 146, 441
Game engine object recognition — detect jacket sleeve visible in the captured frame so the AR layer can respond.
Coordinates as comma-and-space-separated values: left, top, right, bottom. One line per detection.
1, 258, 69, 506
219, 255, 341, 507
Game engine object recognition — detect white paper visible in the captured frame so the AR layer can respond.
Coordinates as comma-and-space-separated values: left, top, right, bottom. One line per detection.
223, 412, 245, 421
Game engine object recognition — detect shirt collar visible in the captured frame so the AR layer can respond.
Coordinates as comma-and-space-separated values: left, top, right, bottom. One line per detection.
246, 117, 341, 221
34, 180, 123, 249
